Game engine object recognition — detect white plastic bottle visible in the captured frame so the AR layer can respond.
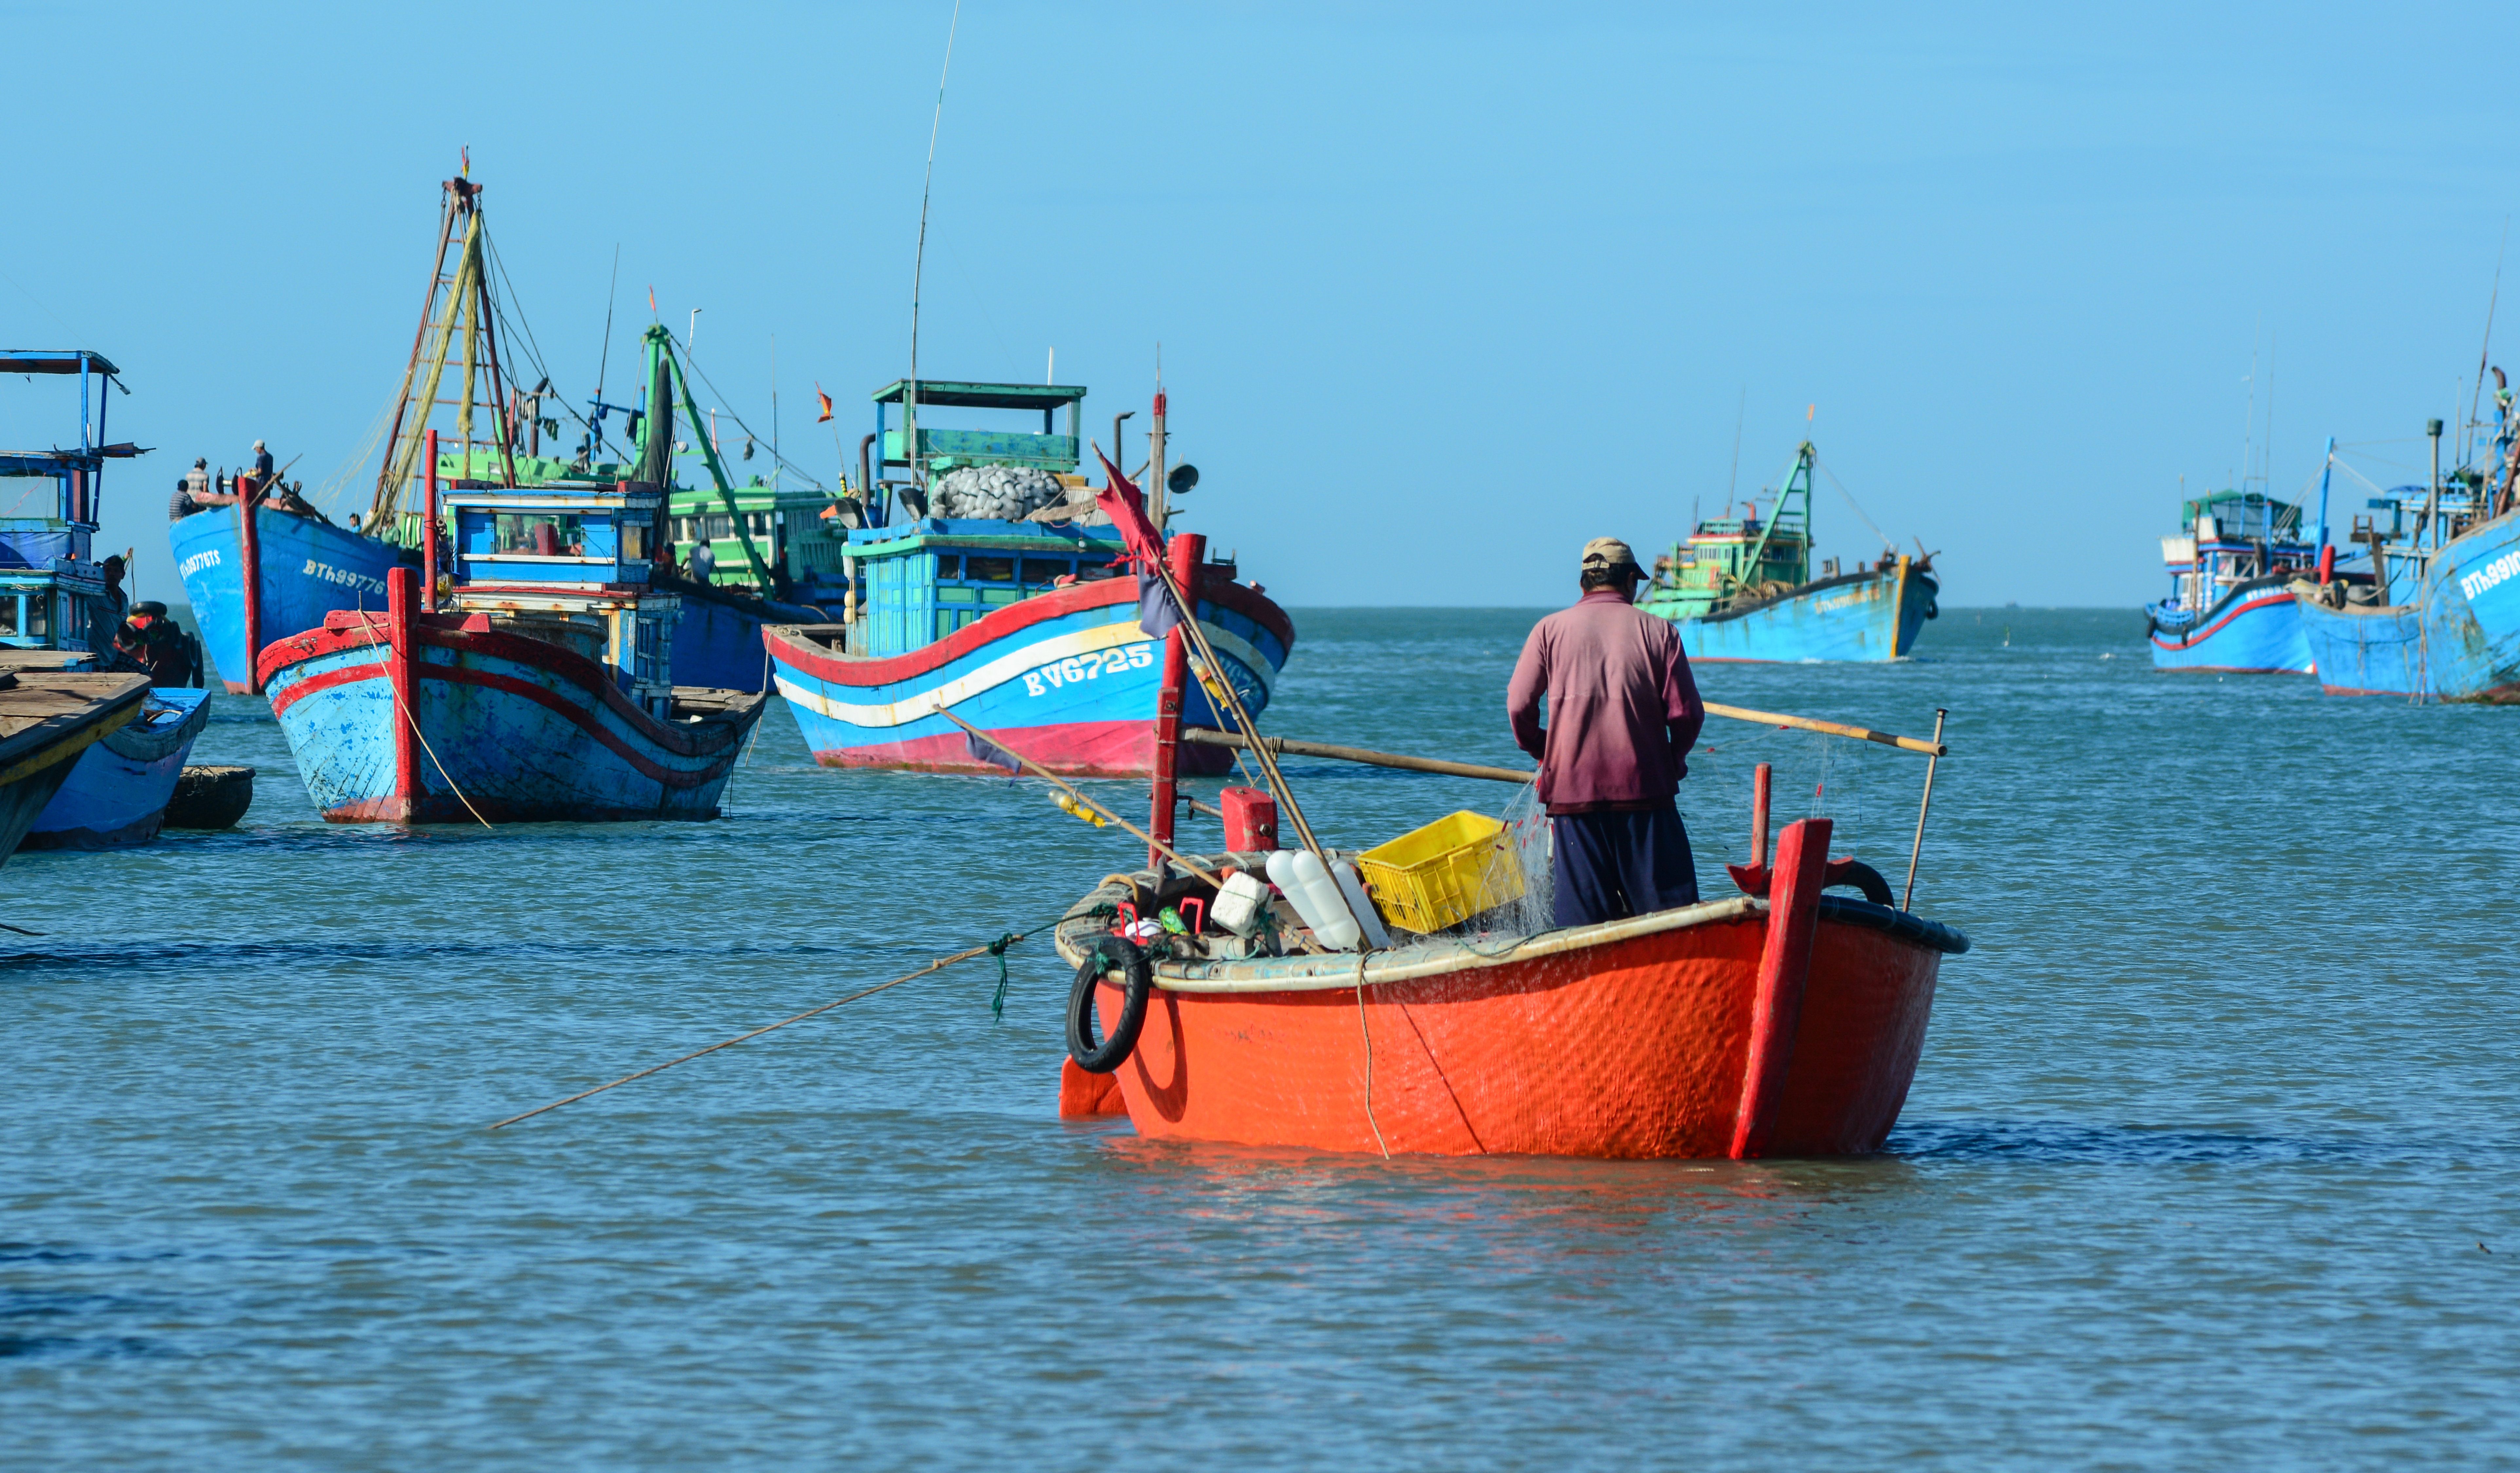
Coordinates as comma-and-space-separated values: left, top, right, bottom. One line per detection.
1329, 859, 1394, 950
1283, 849, 1362, 951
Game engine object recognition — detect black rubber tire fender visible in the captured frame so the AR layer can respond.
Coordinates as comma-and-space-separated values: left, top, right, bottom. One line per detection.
1827, 859, 1896, 907
1066, 933, 1153, 1074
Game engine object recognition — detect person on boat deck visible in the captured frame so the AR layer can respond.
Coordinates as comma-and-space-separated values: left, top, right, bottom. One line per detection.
1507, 537, 1707, 928
688, 540, 716, 584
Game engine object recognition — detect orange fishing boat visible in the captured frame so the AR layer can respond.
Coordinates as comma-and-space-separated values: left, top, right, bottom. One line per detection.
1050, 814, 1969, 1159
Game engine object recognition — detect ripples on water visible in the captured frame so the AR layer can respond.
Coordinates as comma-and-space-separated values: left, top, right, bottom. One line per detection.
5, 608, 2515, 1468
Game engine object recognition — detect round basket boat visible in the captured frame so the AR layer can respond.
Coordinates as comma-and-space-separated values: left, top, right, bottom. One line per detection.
163, 765, 256, 830
1050, 823, 1968, 1160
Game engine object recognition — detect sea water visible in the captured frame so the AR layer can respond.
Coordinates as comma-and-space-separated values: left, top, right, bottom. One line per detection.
5, 608, 2516, 1468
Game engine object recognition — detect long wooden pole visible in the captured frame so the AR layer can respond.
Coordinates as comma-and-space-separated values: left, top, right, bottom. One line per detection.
1145, 553, 1323, 854
940, 710, 1222, 888
1901, 709, 1948, 911
1181, 728, 1532, 785
1703, 701, 1946, 756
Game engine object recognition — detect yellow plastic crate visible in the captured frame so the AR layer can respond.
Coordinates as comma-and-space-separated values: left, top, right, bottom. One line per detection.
1353, 810, 1525, 934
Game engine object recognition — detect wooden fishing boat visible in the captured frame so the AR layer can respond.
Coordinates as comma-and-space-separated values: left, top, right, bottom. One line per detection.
256, 477, 766, 823
1640, 441, 1938, 663
0, 667, 153, 864
1050, 816, 1968, 1159
2290, 418, 2520, 701
1, 650, 212, 850
2145, 469, 2322, 674
763, 382, 1291, 776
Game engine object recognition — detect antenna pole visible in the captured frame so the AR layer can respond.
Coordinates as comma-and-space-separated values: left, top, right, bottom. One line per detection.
906, 0, 963, 493
592, 244, 620, 459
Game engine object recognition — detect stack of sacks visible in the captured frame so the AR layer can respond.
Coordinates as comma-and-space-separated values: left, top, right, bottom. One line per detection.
929, 465, 1066, 521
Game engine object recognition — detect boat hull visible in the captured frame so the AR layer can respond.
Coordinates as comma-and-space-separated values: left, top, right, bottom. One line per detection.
171, 505, 411, 693
257, 615, 764, 823
0, 671, 151, 868
19, 688, 211, 850
765, 574, 1295, 777
1062, 893, 1959, 1159
2147, 579, 2312, 674
1650, 564, 1937, 663
2293, 512, 2520, 700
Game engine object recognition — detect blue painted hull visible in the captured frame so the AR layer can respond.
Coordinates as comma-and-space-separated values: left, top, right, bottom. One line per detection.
765, 577, 1294, 777
1652, 565, 1937, 663
18, 687, 210, 850
2146, 578, 2312, 673
169, 506, 408, 692
170, 506, 819, 694
2296, 512, 2520, 700
261, 615, 766, 823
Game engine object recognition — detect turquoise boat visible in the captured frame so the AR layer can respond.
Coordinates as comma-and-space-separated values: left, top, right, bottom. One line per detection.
1639, 440, 1937, 662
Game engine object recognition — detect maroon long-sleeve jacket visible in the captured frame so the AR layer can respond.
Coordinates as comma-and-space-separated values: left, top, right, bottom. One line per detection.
1507, 589, 1706, 814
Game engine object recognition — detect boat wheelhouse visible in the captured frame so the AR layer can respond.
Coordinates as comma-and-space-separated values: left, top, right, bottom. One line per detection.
1639, 440, 1936, 662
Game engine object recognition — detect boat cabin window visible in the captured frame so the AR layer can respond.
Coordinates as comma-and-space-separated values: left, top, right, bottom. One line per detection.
967, 555, 1015, 583
622, 523, 649, 561
1020, 557, 1070, 587
0, 597, 15, 638
496, 513, 585, 557
22, 595, 45, 638
935, 554, 960, 579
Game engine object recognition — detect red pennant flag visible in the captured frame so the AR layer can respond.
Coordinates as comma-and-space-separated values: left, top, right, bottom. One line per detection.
1091, 447, 1166, 567
814, 383, 833, 423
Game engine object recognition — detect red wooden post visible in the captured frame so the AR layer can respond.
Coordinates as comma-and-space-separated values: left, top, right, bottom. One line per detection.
1750, 762, 1772, 867
1730, 816, 1832, 1160
423, 429, 440, 612
387, 566, 419, 821
1147, 531, 1205, 865
236, 472, 263, 695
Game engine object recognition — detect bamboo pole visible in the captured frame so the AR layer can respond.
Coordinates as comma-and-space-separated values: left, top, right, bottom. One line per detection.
1703, 701, 1946, 757
1901, 709, 1948, 911
1180, 728, 1533, 785
1143, 542, 1324, 854
940, 710, 1223, 888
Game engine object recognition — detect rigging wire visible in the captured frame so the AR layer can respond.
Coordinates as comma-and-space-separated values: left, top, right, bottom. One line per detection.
1810, 457, 1897, 553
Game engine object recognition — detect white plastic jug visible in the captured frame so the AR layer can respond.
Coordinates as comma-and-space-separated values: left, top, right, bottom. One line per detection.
1330, 859, 1394, 950
1282, 849, 1362, 952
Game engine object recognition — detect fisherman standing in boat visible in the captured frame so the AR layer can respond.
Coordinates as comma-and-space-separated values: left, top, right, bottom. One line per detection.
1507, 537, 1706, 926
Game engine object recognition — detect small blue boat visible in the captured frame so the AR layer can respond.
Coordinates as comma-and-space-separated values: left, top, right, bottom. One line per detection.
761, 380, 1292, 777
2144, 467, 2323, 674
1638, 441, 1937, 662
2295, 413, 2520, 701
17, 679, 211, 849
257, 480, 766, 823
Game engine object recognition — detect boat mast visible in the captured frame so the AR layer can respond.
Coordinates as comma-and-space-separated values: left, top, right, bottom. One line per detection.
367, 164, 520, 539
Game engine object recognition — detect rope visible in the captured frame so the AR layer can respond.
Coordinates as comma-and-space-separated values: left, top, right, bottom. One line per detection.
1811, 457, 1897, 553
1355, 952, 1389, 1158
493, 925, 1048, 1129
354, 627, 494, 829
988, 932, 1017, 1019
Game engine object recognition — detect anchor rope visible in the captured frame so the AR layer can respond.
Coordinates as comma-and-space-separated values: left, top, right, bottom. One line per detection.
1356, 951, 1389, 1159
353, 627, 494, 828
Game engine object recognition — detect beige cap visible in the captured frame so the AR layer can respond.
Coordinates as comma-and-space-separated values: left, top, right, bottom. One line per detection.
1580, 536, 1637, 571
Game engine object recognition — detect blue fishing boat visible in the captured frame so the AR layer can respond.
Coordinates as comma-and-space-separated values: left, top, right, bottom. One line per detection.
1, 350, 215, 848
763, 380, 1293, 776
257, 480, 767, 823
1638, 441, 1937, 661
172, 166, 827, 696
0, 665, 152, 864
2144, 467, 2323, 673
2295, 412, 2520, 700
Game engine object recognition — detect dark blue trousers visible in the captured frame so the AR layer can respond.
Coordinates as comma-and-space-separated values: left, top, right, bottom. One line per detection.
1551, 806, 1699, 927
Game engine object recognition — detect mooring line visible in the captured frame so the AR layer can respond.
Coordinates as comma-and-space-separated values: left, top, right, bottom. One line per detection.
490, 920, 1059, 1130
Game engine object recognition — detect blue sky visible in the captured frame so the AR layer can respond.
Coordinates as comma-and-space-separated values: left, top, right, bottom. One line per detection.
5, 1, 2515, 609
